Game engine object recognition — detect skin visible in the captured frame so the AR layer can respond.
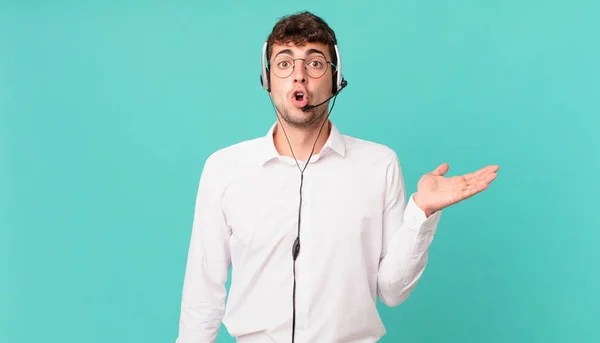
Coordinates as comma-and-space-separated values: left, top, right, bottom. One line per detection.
267, 41, 500, 217
268, 41, 333, 162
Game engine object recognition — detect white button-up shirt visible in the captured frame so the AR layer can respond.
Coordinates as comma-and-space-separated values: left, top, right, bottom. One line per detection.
175, 122, 442, 343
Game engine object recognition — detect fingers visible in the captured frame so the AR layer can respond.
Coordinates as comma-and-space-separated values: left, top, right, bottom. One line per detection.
464, 165, 500, 182
461, 168, 484, 181
462, 179, 491, 198
462, 172, 496, 198
483, 172, 498, 184
452, 165, 499, 202
482, 165, 500, 175
431, 162, 449, 176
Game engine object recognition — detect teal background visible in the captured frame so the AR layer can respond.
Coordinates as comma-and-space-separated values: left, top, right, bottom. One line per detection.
2, 0, 599, 342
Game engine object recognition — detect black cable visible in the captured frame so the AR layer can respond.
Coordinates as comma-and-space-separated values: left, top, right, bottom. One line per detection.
268, 94, 338, 342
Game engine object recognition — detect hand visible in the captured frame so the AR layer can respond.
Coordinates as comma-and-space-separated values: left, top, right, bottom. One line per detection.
413, 163, 499, 217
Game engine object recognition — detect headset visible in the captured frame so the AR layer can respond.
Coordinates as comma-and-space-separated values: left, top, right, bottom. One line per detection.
259, 39, 347, 343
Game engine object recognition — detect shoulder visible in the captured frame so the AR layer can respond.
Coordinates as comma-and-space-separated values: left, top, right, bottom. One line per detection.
335, 133, 407, 198
342, 133, 400, 164
335, 132, 406, 186
198, 134, 269, 189
194, 136, 266, 198
203, 135, 265, 169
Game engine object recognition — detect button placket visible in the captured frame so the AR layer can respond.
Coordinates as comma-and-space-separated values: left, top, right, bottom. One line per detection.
296, 171, 313, 330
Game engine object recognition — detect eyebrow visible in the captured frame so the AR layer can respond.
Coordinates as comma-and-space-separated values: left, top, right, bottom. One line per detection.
274, 48, 327, 59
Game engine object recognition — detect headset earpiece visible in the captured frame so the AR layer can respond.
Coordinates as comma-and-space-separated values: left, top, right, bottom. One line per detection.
260, 41, 271, 92
332, 44, 345, 95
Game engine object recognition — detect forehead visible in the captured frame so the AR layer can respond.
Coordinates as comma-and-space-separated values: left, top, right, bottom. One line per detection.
271, 41, 331, 59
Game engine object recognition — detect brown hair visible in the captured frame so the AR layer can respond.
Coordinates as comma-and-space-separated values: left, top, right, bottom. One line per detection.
266, 11, 338, 67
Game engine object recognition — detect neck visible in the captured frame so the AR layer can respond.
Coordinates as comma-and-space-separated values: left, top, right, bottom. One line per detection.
273, 118, 331, 161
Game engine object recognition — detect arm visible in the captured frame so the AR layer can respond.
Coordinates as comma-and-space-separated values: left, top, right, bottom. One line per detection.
176, 156, 231, 343
377, 152, 441, 307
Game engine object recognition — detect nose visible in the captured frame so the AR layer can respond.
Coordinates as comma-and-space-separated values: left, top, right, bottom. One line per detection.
292, 59, 307, 84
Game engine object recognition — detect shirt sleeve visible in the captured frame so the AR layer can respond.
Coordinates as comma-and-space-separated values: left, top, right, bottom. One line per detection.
377, 151, 442, 307
175, 155, 231, 343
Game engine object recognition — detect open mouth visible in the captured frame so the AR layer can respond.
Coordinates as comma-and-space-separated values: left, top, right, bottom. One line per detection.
292, 90, 309, 107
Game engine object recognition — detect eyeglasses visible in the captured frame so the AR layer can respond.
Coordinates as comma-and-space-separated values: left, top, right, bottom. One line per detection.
270, 55, 336, 79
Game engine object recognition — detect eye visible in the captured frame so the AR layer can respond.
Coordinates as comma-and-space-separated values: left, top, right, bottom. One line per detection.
278, 60, 292, 68
307, 59, 324, 69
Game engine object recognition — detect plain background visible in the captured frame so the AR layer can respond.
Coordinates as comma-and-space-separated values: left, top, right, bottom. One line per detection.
2, 0, 599, 342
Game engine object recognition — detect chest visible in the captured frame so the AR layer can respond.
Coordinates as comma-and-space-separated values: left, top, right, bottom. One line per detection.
221, 166, 386, 262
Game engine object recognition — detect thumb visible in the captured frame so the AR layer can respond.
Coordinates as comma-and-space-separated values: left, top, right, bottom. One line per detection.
431, 163, 449, 176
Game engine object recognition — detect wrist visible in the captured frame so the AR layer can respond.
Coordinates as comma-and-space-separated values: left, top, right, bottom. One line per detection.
413, 193, 435, 217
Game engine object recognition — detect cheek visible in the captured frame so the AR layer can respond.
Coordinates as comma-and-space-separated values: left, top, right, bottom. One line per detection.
269, 77, 288, 96
316, 77, 333, 95
321, 72, 334, 91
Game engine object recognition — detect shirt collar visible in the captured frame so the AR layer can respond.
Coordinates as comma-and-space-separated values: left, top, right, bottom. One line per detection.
258, 121, 346, 166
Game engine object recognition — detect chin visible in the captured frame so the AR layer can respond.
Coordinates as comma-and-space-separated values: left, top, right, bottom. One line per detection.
281, 108, 324, 128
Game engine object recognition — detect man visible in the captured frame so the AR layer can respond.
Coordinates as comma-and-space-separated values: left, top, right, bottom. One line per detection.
175, 11, 499, 343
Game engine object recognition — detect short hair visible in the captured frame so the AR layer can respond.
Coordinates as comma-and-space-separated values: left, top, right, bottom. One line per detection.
266, 11, 338, 67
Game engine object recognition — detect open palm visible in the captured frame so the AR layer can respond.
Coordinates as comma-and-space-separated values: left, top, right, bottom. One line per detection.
414, 163, 499, 215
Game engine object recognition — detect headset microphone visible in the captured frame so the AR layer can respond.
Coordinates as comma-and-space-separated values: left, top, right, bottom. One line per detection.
301, 80, 348, 112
